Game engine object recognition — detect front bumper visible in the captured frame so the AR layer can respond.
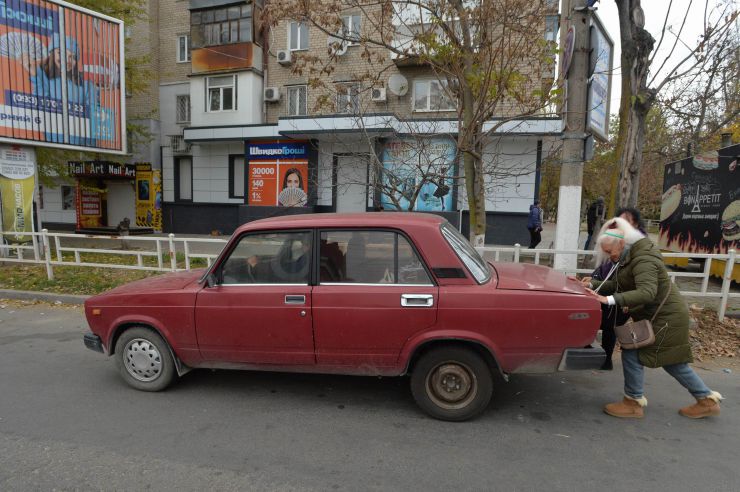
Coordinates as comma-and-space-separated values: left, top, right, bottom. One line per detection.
558, 346, 605, 371
83, 332, 105, 353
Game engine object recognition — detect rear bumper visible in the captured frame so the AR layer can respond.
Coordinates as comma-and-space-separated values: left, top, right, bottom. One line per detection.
558, 346, 605, 371
83, 332, 105, 353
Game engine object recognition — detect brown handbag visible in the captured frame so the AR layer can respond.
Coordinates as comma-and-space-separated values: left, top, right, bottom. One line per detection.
615, 289, 671, 350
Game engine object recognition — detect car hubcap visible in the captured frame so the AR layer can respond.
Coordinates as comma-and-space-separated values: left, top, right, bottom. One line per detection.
426, 362, 477, 410
123, 338, 162, 382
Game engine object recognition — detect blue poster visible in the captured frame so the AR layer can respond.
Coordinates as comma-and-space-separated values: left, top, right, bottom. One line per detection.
381, 138, 456, 211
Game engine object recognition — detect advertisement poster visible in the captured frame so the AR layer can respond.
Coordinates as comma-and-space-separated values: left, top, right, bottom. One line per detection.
586, 14, 613, 141
659, 147, 740, 254
134, 163, 161, 231
75, 179, 103, 229
381, 138, 456, 212
247, 142, 309, 207
0, 144, 35, 242
0, 0, 124, 153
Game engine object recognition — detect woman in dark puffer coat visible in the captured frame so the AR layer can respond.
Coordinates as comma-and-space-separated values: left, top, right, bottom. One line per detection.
584, 217, 723, 419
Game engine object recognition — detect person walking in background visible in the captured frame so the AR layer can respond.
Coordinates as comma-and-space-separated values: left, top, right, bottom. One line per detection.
527, 199, 543, 249
616, 206, 647, 235
584, 217, 723, 419
584, 197, 605, 249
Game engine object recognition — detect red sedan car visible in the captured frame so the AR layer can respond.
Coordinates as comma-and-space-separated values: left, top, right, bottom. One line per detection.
83, 213, 603, 421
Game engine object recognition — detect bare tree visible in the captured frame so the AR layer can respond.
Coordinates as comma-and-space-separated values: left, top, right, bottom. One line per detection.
265, 0, 558, 245
611, 0, 738, 213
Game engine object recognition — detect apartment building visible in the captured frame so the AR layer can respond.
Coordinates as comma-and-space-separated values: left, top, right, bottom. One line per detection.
41, 0, 564, 244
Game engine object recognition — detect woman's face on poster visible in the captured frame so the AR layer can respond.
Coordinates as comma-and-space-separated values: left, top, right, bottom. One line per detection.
285, 172, 301, 189
52, 49, 77, 70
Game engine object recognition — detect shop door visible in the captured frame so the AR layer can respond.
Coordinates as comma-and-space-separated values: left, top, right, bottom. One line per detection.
106, 182, 136, 227
336, 155, 368, 213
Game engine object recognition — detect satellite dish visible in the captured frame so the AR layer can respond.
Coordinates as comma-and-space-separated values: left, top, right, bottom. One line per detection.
388, 74, 409, 96
327, 35, 348, 56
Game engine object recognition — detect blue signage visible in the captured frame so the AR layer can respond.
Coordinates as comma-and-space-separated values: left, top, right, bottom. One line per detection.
247, 142, 308, 159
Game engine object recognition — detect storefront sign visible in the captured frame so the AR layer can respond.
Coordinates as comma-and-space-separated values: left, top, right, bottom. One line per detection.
0, 144, 35, 242
135, 163, 162, 231
381, 138, 456, 212
76, 180, 103, 229
247, 142, 309, 207
69, 160, 135, 178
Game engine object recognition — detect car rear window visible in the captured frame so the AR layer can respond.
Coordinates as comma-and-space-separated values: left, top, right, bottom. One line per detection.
440, 223, 491, 284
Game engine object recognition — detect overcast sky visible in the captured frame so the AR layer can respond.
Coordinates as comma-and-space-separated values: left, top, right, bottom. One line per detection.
582, 0, 730, 120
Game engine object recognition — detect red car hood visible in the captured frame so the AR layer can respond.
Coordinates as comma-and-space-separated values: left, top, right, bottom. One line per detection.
100, 269, 206, 296
491, 262, 586, 294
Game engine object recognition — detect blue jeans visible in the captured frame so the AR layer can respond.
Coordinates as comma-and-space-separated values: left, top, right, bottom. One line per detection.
621, 349, 712, 399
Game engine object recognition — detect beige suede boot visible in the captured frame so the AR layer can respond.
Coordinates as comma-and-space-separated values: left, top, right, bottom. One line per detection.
604, 395, 647, 418
679, 391, 722, 419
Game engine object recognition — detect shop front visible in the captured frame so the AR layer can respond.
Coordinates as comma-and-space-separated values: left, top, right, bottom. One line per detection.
68, 161, 161, 234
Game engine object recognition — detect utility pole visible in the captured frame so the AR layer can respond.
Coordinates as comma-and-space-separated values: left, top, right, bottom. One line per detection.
554, 0, 591, 271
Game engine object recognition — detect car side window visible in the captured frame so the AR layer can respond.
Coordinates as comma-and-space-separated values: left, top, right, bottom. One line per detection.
319, 230, 431, 285
221, 231, 312, 285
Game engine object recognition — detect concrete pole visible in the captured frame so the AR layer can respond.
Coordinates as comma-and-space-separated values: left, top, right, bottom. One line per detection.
554, 0, 590, 271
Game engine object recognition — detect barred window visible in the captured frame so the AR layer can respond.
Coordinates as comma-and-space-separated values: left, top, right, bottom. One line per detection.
176, 95, 190, 123
287, 86, 307, 116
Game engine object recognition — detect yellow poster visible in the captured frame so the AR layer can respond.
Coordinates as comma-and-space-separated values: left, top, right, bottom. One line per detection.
0, 146, 36, 243
135, 164, 162, 232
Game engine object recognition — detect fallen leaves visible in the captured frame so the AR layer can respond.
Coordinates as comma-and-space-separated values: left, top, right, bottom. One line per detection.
689, 305, 740, 361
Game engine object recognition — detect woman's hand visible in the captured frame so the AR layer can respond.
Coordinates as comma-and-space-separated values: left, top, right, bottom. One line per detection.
585, 288, 608, 304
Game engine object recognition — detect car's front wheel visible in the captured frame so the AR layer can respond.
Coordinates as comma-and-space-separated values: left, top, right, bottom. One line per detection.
410, 347, 493, 421
115, 327, 177, 391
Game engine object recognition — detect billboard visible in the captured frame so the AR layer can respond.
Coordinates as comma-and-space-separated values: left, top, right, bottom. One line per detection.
659, 146, 740, 254
247, 142, 309, 207
586, 14, 613, 142
0, 0, 125, 153
381, 138, 456, 212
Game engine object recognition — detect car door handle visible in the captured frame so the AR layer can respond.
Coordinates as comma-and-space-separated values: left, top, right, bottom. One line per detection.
401, 294, 434, 307
285, 295, 306, 305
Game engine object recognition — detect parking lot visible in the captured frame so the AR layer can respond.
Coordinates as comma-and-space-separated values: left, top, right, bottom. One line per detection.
0, 303, 738, 491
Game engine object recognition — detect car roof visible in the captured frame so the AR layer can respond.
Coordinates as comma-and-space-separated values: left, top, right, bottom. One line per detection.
236, 212, 447, 233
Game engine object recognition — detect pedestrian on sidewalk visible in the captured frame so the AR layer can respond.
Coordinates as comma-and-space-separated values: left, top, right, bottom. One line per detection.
583, 217, 723, 419
527, 200, 543, 249
584, 196, 605, 249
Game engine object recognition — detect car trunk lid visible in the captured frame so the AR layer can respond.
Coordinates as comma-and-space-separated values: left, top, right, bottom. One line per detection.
491, 262, 586, 294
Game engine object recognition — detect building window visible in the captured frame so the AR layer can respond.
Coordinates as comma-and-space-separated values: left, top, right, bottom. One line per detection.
229, 155, 246, 199
191, 4, 252, 48
61, 186, 75, 210
207, 75, 236, 112
176, 95, 191, 123
287, 85, 307, 116
336, 82, 360, 114
342, 15, 361, 44
289, 21, 308, 51
413, 80, 456, 112
545, 15, 559, 43
177, 34, 191, 62
175, 157, 193, 201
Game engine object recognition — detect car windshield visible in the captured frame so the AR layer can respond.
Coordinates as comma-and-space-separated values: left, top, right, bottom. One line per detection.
440, 222, 491, 284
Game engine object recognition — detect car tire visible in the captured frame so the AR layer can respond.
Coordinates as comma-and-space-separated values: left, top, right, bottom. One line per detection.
410, 347, 493, 421
115, 327, 177, 392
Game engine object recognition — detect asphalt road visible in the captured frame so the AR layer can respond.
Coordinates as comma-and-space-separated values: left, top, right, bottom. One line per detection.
0, 303, 738, 491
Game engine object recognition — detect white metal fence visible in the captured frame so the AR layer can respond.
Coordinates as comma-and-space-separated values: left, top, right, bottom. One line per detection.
476, 244, 739, 321
0, 230, 737, 320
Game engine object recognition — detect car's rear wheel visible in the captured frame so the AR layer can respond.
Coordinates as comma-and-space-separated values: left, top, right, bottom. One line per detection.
410, 347, 493, 421
115, 327, 176, 392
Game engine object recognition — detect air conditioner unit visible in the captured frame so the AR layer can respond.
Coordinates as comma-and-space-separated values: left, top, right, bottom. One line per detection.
264, 87, 280, 102
371, 87, 386, 102
277, 49, 292, 65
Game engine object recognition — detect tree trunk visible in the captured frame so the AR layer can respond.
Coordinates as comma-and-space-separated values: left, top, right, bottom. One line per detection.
614, 0, 656, 210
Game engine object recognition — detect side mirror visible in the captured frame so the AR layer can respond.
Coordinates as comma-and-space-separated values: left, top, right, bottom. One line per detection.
205, 273, 217, 288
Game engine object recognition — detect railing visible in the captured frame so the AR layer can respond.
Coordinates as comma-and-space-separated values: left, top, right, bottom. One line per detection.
0, 230, 736, 320
475, 244, 739, 321
0, 230, 228, 281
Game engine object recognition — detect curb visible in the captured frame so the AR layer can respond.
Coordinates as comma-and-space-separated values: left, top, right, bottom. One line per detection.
0, 289, 89, 305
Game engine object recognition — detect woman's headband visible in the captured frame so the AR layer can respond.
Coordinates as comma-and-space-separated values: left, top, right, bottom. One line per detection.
603, 231, 624, 239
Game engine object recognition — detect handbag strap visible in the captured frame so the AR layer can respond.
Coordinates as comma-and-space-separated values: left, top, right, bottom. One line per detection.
650, 285, 672, 323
